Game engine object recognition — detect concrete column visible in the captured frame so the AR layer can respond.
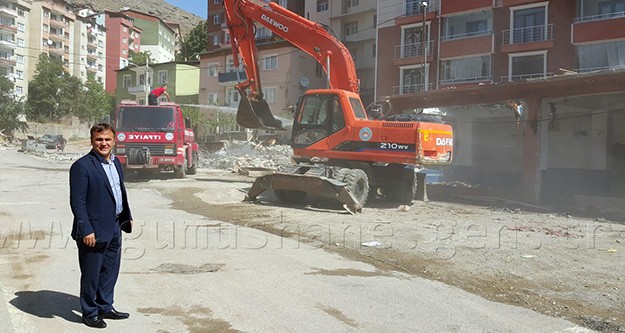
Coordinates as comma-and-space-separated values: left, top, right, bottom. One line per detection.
522, 96, 542, 202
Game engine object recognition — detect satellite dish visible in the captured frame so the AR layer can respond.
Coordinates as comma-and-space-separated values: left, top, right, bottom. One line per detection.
299, 76, 310, 88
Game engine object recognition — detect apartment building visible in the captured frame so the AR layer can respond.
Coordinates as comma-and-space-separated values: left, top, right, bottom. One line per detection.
200, 0, 322, 123
73, 13, 106, 85
120, 9, 177, 64
0, 0, 30, 99
28, 0, 77, 80
92, 10, 142, 94
377, 0, 625, 202
305, 0, 377, 106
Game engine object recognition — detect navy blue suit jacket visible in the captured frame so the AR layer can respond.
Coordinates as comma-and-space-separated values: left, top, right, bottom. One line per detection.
70, 150, 132, 243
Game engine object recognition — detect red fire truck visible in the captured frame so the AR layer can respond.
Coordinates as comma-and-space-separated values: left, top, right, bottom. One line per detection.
113, 100, 199, 178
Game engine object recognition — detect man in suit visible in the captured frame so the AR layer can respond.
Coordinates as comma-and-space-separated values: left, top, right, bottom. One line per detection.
70, 123, 133, 328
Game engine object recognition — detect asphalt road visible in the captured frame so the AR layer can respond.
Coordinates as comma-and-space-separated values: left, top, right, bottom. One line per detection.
0, 148, 594, 333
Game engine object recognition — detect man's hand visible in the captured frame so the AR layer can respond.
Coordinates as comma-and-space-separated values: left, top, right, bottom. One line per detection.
83, 233, 96, 247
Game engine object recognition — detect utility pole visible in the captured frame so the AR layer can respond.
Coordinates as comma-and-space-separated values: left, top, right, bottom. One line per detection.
420, 1, 428, 92
144, 57, 150, 104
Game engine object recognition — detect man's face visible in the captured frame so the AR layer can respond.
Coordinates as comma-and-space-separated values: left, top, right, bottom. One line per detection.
91, 129, 115, 159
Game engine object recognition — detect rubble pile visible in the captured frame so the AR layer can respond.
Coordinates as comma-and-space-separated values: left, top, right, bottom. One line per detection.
199, 140, 292, 170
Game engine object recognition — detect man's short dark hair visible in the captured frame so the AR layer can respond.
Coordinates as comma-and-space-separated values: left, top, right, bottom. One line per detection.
90, 123, 116, 139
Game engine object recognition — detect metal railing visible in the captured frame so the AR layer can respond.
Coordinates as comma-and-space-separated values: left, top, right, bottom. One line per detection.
502, 24, 553, 45
392, 83, 433, 95
501, 72, 553, 82
394, 40, 434, 59
439, 76, 491, 85
441, 30, 492, 41
574, 10, 625, 23
403, 0, 439, 17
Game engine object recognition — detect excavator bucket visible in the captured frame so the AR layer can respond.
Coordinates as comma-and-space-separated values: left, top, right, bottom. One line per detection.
236, 95, 284, 129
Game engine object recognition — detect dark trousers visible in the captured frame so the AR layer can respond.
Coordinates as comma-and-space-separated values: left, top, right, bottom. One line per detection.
148, 93, 158, 105
77, 224, 121, 318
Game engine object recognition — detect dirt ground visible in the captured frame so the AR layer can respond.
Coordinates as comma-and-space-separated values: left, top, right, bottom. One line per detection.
21, 141, 625, 332
135, 169, 624, 333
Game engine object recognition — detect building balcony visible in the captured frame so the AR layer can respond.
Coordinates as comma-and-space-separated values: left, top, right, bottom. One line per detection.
439, 0, 491, 15
0, 38, 16, 50
501, 24, 553, 53
572, 14, 625, 44
48, 47, 64, 56
396, 1, 438, 26
394, 40, 434, 61
86, 65, 97, 73
0, 6, 17, 18
393, 83, 433, 95
0, 23, 17, 34
218, 70, 247, 84
329, 6, 375, 19
342, 28, 375, 43
49, 33, 66, 43
501, 72, 554, 83
440, 33, 493, 58
0, 56, 16, 67
127, 85, 148, 94
49, 18, 68, 29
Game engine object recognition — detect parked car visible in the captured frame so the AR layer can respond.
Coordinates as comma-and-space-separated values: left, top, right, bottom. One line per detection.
38, 134, 64, 149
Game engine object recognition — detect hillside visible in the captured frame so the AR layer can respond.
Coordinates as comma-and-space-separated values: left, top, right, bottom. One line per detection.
71, 0, 204, 38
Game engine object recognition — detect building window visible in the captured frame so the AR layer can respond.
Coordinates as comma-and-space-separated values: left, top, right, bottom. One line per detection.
262, 54, 277, 70
346, 0, 359, 8
344, 22, 358, 36
262, 87, 277, 103
158, 70, 168, 85
214, 0, 222, 3
16, 54, 24, 64
15, 86, 23, 96
207, 92, 219, 105
17, 22, 24, 32
225, 32, 231, 44
214, 13, 222, 25
212, 34, 220, 46
509, 51, 546, 81
279, 0, 287, 7
123, 75, 131, 88
17, 38, 24, 47
440, 55, 491, 84
17, 8, 24, 17
399, 65, 427, 94
122, 37, 127, 44
122, 49, 127, 55
256, 26, 271, 39
577, 40, 625, 72
511, 5, 547, 43
123, 26, 128, 33
15, 70, 23, 79
317, 0, 328, 12
315, 63, 324, 77
207, 63, 219, 77
443, 11, 492, 40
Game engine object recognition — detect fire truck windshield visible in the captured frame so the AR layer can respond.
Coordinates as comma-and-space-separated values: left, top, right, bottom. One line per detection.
117, 107, 176, 131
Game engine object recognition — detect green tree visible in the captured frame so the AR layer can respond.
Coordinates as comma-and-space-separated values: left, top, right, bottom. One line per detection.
181, 105, 208, 134
0, 76, 28, 139
72, 75, 114, 123
26, 54, 81, 122
177, 20, 208, 61
128, 50, 153, 66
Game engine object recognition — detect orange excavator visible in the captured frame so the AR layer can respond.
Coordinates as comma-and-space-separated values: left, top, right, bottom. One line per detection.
224, 0, 454, 212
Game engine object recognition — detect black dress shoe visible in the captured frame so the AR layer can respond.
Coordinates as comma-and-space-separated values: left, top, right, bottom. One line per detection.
83, 315, 107, 328
100, 308, 130, 320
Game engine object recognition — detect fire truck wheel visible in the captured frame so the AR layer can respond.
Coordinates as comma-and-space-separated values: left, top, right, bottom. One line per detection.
175, 156, 187, 178
187, 152, 198, 175
274, 190, 307, 203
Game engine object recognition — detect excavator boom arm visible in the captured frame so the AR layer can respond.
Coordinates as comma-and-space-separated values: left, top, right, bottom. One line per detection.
224, 0, 360, 93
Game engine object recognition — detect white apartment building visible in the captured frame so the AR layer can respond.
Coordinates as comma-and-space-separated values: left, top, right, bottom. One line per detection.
73, 14, 106, 85
0, 0, 31, 99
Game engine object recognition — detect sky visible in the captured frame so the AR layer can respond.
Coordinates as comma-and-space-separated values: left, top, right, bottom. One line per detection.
164, 0, 207, 19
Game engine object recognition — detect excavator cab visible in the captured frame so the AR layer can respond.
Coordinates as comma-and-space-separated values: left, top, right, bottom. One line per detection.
236, 94, 284, 130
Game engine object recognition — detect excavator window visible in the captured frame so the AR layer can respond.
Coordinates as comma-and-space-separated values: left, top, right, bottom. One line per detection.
349, 97, 368, 119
